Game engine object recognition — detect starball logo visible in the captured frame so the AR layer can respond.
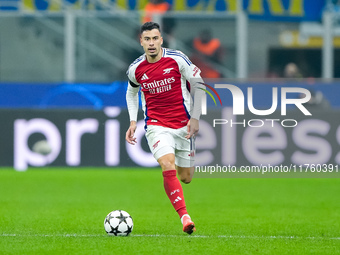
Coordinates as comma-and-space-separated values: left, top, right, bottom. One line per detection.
198, 83, 312, 128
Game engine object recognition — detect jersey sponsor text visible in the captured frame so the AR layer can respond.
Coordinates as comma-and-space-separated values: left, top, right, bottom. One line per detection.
142, 77, 175, 89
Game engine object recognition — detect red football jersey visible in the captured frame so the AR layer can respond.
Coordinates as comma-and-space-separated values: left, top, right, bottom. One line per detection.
127, 48, 201, 129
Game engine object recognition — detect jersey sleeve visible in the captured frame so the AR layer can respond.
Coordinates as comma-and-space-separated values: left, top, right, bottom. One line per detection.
126, 66, 140, 86
175, 51, 206, 120
126, 82, 139, 122
126, 62, 141, 122
126, 54, 145, 86
170, 50, 201, 81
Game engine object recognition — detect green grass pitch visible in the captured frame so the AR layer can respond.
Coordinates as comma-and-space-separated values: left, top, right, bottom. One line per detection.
0, 168, 339, 254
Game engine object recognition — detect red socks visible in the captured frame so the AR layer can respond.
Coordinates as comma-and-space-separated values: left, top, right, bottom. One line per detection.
162, 170, 188, 219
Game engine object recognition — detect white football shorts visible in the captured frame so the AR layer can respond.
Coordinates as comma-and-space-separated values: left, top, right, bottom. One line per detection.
145, 125, 195, 168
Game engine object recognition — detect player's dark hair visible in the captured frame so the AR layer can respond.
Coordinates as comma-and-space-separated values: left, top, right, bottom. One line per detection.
141, 22, 161, 34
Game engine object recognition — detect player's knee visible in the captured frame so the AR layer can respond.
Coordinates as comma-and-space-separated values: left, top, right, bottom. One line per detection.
159, 160, 175, 171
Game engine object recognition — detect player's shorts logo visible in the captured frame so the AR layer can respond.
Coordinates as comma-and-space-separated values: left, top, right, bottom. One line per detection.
153, 140, 160, 149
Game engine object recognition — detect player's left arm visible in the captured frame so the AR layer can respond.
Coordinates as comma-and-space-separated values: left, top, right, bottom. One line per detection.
179, 57, 206, 139
185, 82, 205, 139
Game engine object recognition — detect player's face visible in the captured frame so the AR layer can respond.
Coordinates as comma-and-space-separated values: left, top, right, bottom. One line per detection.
140, 29, 163, 62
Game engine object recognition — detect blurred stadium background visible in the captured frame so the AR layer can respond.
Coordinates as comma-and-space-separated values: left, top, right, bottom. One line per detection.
0, 0, 339, 171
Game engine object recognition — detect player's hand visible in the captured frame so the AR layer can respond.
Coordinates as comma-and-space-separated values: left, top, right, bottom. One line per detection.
126, 121, 137, 145
185, 118, 199, 139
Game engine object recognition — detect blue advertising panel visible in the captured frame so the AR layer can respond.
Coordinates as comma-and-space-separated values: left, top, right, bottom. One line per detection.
0, 81, 339, 109
0, 81, 128, 109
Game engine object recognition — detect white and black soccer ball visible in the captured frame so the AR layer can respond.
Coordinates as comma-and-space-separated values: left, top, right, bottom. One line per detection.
104, 210, 133, 236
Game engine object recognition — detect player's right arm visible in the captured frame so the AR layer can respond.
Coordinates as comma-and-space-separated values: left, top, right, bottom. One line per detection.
125, 79, 140, 145
126, 121, 137, 145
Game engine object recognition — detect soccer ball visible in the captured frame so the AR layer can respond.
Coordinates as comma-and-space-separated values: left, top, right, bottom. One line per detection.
104, 210, 133, 236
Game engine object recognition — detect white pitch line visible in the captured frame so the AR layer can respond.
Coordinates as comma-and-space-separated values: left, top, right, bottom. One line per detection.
0, 234, 104, 237
132, 234, 340, 240
1, 233, 339, 240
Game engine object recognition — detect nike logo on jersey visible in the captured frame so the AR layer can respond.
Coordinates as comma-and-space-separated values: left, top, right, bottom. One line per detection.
163, 68, 174, 75
141, 73, 149, 80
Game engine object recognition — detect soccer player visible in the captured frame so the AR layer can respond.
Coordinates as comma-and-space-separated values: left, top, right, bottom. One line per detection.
125, 22, 205, 234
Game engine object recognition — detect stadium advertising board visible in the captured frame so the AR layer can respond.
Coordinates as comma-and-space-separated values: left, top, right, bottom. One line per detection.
0, 108, 338, 172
